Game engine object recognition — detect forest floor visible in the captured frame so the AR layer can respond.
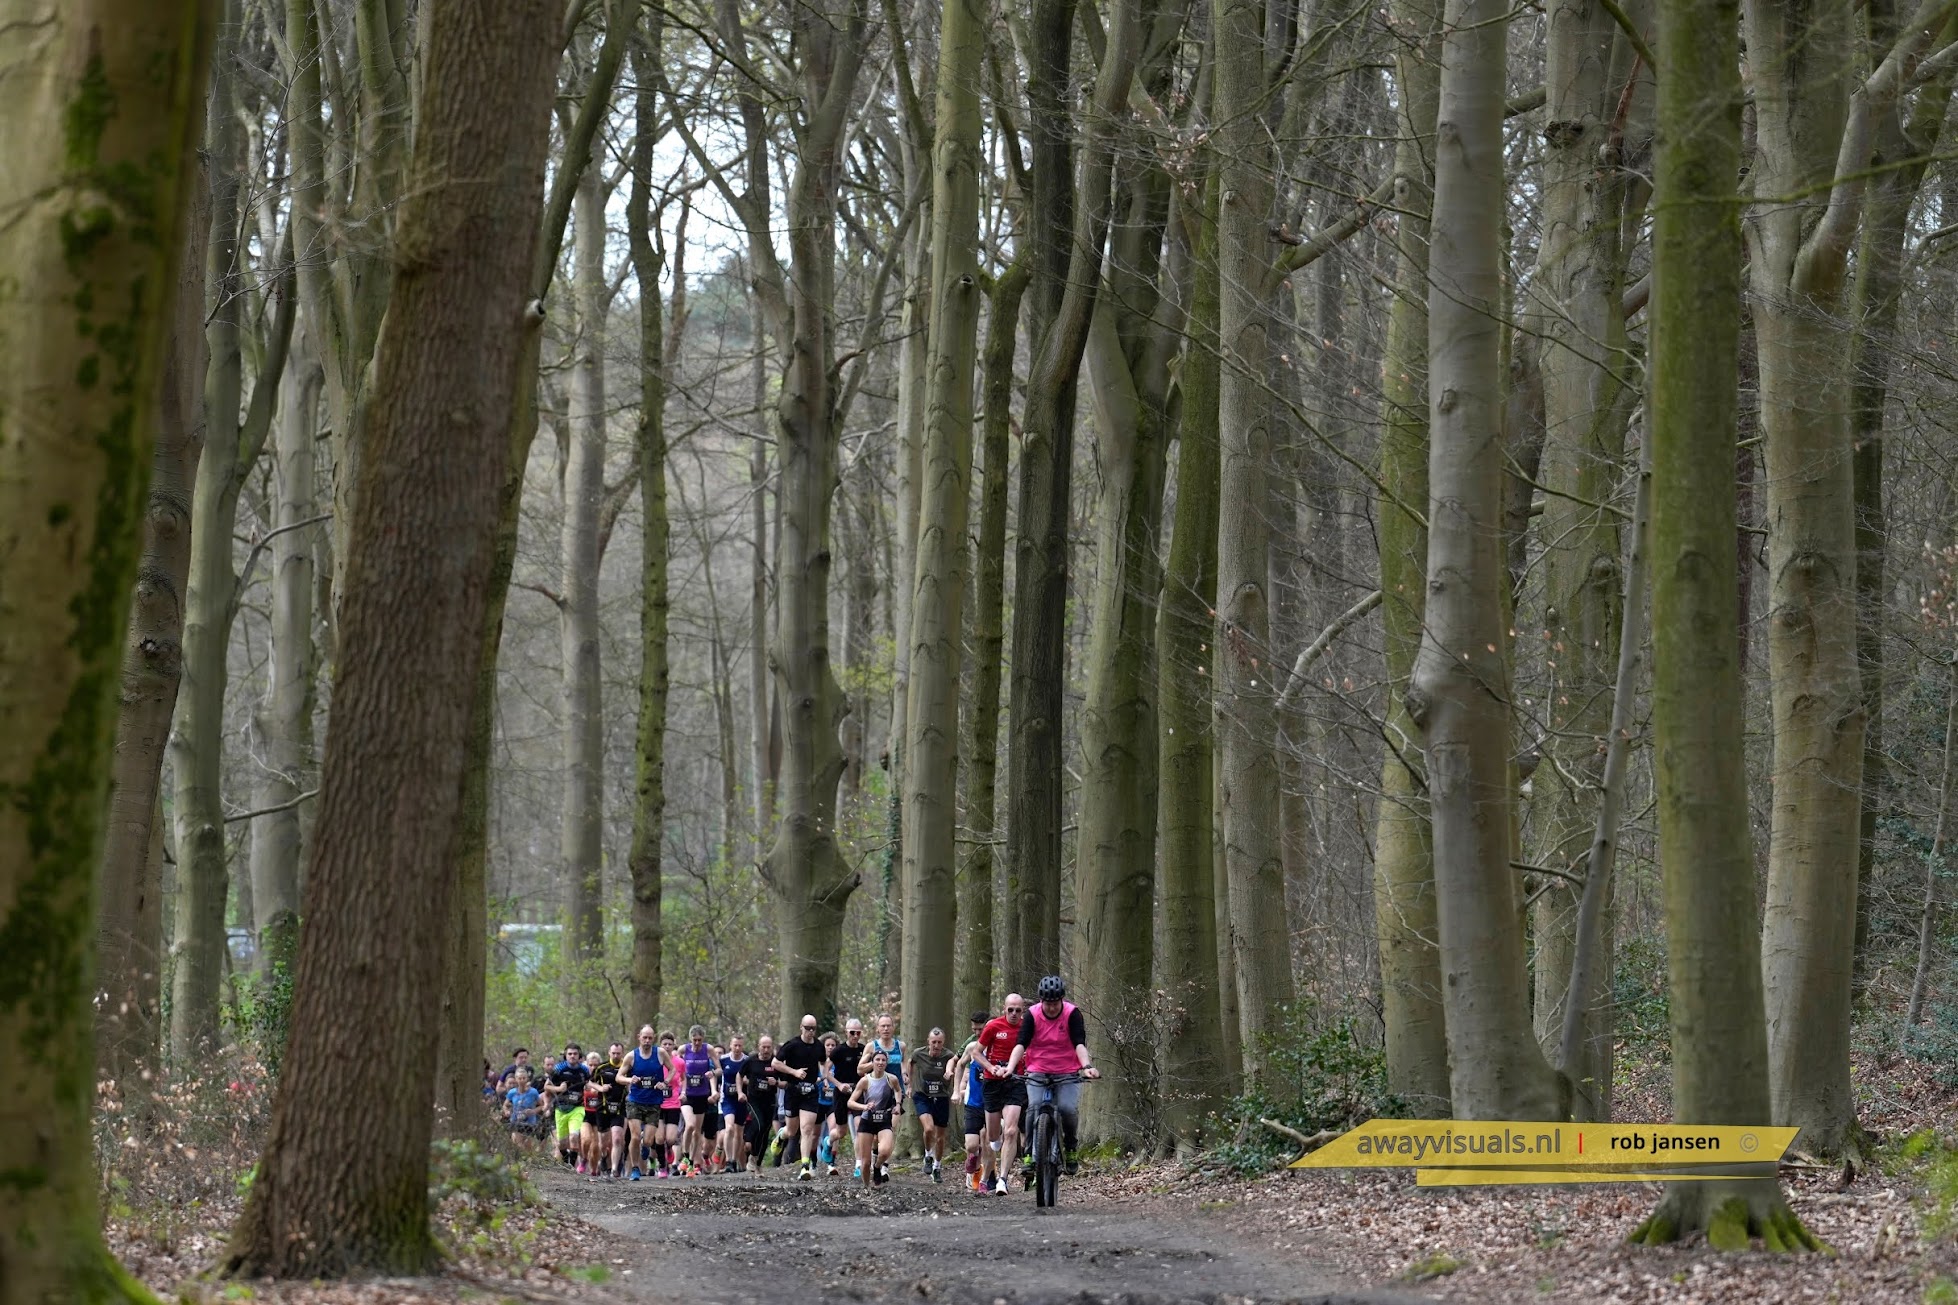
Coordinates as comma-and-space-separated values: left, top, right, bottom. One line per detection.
121, 1049, 1958, 1304
134, 1147, 1958, 1305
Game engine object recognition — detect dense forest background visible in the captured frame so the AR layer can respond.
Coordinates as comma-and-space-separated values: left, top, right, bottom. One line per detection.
21, 0, 1958, 1286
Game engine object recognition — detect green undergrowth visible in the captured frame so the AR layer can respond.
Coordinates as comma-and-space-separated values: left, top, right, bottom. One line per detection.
1881, 1130, 1958, 1241
1208, 1001, 1407, 1175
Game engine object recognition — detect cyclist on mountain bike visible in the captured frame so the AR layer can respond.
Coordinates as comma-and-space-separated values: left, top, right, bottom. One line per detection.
1005, 975, 1099, 1176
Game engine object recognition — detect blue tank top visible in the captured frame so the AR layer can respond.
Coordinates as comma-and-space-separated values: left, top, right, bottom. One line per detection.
720, 1055, 743, 1105
627, 1048, 664, 1106
965, 1056, 983, 1106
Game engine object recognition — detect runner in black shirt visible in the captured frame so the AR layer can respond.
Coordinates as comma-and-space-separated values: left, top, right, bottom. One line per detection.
544, 1045, 590, 1170
829, 1018, 867, 1176
590, 1041, 629, 1178
772, 1015, 828, 1181
738, 1035, 779, 1172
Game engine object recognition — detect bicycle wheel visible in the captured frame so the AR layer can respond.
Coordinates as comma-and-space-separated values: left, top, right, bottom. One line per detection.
1033, 1106, 1059, 1207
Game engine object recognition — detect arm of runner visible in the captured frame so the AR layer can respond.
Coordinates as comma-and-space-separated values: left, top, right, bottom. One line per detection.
847, 1077, 869, 1114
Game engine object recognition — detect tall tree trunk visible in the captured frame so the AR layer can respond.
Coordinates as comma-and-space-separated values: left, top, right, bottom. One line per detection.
248, 325, 322, 988
1157, 184, 1229, 1148
1076, 86, 1179, 1140
561, 142, 609, 959
765, 0, 872, 1033
956, 261, 1026, 1021
98, 170, 210, 1102
1631, 0, 1815, 1239
1372, 0, 1450, 1115
900, 0, 987, 1062
1743, 0, 1938, 1159
222, 0, 559, 1271
1405, 0, 1557, 1119
435, 0, 631, 1128
1524, 0, 1638, 1118
1851, 6, 1957, 993
169, 36, 296, 1057
1006, 0, 1137, 984
0, 6, 211, 1296
1213, 0, 1297, 1079
626, 22, 670, 1027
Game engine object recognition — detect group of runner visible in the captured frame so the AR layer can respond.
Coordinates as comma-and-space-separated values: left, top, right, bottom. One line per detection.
490, 976, 1099, 1193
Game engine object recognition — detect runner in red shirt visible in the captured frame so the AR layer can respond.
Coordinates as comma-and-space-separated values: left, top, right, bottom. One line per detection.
972, 994, 1028, 1195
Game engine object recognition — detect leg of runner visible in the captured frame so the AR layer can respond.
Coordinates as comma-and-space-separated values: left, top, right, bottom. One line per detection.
624, 1109, 645, 1180
798, 1107, 822, 1178
854, 1115, 874, 1189
876, 1123, 895, 1183
963, 1101, 985, 1192
997, 1101, 1023, 1195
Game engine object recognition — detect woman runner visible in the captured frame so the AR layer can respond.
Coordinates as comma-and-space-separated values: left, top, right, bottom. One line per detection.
658, 1031, 684, 1177
847, 1049, 899, 1188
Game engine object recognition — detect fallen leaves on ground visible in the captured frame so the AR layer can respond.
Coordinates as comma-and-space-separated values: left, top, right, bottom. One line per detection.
1074, 1159, 1958, 1303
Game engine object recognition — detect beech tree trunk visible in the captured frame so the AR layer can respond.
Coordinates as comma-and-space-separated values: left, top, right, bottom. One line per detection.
169, 33, 296, 1057
0, 3, 212, 1296
1524, 0, 1637, 1117
1631, 0, 1815, 1241
222, 0, 560, 1275
1157, 181, 1229, 1146
1213, 0, 1297, 1078
1075, 0, 1178, 1135
248, 325, 322, 988
561, 138, 609, 958
625, 23, 671, 1025
956, 261, 1026, 1021
98, 173, 209, 1102
1371, 0, 1450, 1115
765, 0, 872, 1033
1742, 0, 1942, 1159
900, 0, 987, 1057
1405, 0, 1558, 1119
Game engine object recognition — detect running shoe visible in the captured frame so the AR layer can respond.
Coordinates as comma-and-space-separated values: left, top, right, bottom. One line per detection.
930, 1159, 942, 1184
993, 1175, 1009, 1196
797, 1163, 813, 1182
853, 1163, 862, 1179
878, 1165, 890, 1183
629, 1168, 641, 1181
827, 1164, 839, 1177
1064, 1152, 1080, 1177
654, 1167, 669, 1179
575, 1160, 587, 1174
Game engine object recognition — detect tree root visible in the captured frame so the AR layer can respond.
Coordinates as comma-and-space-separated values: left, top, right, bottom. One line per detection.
1627, 1179, 1830, 1253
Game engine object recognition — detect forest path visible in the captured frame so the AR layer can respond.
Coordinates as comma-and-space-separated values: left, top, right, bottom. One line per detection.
536, 1164, 1427, 1305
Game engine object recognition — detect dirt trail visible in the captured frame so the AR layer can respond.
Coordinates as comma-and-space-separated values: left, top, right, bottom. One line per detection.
537, 1164, 1427, 1305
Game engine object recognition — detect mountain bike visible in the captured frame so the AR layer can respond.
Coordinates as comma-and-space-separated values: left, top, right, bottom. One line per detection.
1023, 1071, 1088, 1208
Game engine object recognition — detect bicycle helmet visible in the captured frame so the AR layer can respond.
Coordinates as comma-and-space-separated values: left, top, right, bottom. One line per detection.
1037, 975, 1066, 1001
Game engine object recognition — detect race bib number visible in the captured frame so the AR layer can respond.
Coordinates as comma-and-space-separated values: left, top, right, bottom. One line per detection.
922, 1076, 945, 1097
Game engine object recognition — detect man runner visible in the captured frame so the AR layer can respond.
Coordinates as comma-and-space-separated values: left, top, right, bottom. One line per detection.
544, 1044, 589, 1170
772, 1015, 828, 1181
589, 1041, 630, 1177
910, 1027, 955, 1182
1006, 975, 1100, 1177
830, 1019, 867, 1178
974, 995, 1028, 1195
738, 1034, 779, 1171
621, 1026, 668, 1180
678, 1026, 719, 1175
